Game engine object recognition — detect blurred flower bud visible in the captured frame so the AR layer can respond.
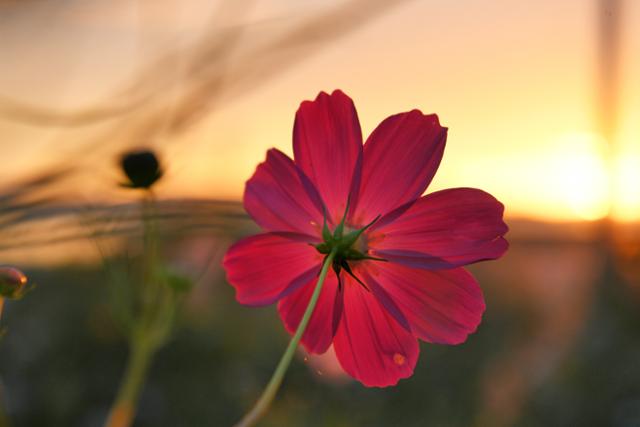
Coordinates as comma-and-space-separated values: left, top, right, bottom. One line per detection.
120, 149, 163, 189
0, 267, 27, 299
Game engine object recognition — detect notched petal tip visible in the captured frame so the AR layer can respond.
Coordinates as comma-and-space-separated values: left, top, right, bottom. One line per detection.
400, 109, 447, 132
328, 89, 355, 103
298, 89, 352, 110
316, 88, 351, 100
411, 108, 440, 121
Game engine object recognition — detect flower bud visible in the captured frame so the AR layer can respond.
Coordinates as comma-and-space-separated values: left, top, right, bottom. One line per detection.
0, 267, 27, 299
120, 149, 163, 189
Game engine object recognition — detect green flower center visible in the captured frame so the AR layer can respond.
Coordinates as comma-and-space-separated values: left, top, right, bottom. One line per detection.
314, 199, 385, 290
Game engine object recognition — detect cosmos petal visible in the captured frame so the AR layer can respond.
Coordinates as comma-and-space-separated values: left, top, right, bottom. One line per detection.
244, 149, 325, 235
223, 232, 322, 306
278, 273, 343, 354
333, 276, 419, 387
293, 90, 363, 224
369, 188, 508, 269
363, 264, 485, 344
350, 110, 446, 225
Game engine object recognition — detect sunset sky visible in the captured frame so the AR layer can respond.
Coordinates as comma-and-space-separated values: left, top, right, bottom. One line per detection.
0, 0, 638, 222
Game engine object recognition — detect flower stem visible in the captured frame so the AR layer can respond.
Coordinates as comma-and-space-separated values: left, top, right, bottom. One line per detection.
103, 191, 169, 427
234, 247, 338, 427
103, 336, 153, 427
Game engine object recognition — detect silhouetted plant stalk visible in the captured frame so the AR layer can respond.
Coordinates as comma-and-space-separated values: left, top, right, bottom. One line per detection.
0, 266, 29, 427
104, 151, 190, 427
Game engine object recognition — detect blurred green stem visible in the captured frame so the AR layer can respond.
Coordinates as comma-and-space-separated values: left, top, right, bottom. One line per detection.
104, 192, 174, 427
233, 247, 338, 427
103, 335, 153, 427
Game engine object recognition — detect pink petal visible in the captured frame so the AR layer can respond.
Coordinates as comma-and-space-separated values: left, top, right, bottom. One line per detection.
277, 273, 342, 354
369, 188, 508, 269
363, 264, 485, 344
244, 149, 325, 235
223, 233, 322, 306
332, 276, 419, 387
293, 90, 363, 224
350, 110, 446, 226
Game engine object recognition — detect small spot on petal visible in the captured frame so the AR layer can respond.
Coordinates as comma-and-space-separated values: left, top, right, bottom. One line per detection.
393, 353, 406, 366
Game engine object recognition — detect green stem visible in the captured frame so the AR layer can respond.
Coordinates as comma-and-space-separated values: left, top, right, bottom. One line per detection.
233, 247, 338, 427
103, 191, 165, 427
103, 337, 154, 427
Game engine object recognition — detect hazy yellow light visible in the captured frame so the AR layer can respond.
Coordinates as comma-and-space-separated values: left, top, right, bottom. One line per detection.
550, 132, 610, 221
612, 153, 640, 222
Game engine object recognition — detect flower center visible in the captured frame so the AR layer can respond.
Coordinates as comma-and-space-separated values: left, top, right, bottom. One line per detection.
314, 199, 385, 291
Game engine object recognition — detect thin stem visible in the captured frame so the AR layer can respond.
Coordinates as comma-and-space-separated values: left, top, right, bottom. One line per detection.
103, 336, 154, 427
234, 247, 339, 427
103, 190, 167, 427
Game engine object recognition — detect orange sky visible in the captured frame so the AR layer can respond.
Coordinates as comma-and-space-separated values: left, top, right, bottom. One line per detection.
0, 0, 638, 222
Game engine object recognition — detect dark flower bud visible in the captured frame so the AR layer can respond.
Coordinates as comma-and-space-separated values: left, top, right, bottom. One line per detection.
120, 149, 163, 189
0, 267, 27, 299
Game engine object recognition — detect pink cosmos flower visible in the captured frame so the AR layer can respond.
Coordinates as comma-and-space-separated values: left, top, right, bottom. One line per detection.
223, 90, 508, 387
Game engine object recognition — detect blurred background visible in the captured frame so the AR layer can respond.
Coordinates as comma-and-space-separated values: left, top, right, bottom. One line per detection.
0, 0, 639, 426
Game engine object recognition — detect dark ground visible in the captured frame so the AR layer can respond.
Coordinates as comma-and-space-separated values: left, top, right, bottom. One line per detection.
1, 206, 639, 427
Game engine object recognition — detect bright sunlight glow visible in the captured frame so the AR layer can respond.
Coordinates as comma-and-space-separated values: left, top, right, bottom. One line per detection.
612, 153, 640, 222
551, 132, 610, 221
